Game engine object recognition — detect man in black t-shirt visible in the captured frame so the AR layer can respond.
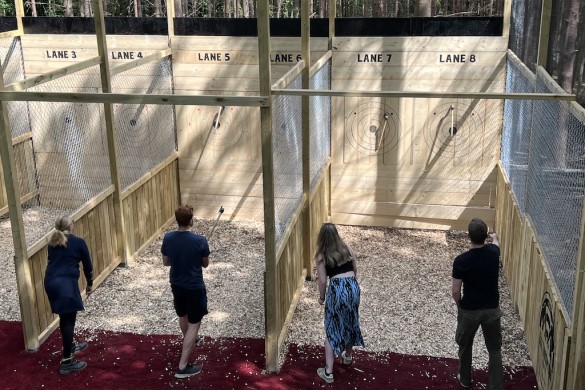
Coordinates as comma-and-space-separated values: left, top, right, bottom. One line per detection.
452, 218, 503, 390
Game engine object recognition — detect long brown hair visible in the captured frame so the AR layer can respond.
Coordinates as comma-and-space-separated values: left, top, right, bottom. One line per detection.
49, 216, 72, 247
314, 223, 352, 268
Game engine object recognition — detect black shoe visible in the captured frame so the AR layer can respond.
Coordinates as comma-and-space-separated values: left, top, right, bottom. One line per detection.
175, 363, 203, 379
72, 341, 88, 355
60, 358, 87, 375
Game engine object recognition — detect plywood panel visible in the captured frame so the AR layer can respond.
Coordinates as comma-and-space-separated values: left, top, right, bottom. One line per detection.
329, 37, 505, 229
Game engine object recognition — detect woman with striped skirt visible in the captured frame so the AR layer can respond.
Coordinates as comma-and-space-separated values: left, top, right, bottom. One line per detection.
315, 223, 365, 384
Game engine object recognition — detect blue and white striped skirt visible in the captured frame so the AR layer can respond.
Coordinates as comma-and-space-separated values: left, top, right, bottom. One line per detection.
324, 276, 365, 356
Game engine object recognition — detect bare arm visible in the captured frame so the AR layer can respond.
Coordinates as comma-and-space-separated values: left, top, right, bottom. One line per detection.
452, 278, 463, 307
162, 255, 171, 267
348, 246, 358, 276
316, 255, 327, 305
202, 256, 209, 268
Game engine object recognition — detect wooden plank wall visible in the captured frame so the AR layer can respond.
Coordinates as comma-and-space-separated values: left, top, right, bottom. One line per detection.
0, 137, 38, 216
27, 192, 120, 346
274, 167, 330, 352
121, 158, 179, 258
331, 37, 507, 230
496, 165, 570, 390
172, 36, 327, 221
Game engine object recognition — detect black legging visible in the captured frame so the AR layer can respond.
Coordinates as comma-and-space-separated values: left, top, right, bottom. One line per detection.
59, 312, 77, 359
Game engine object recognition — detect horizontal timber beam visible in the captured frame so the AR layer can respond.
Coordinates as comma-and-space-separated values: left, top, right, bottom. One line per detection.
272, 88, 577, 101
110, 48, 172, 77
4, 57, 102, 91
0, 91, 269, 107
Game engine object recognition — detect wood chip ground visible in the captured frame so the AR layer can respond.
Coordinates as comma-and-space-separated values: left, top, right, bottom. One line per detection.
0, 209, 531, 370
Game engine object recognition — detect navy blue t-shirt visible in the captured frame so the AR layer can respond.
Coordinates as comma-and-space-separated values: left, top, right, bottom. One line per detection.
161, 231, 210, 290
452, 244, 500, 310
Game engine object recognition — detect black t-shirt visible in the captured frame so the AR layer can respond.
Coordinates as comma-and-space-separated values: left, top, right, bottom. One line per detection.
452, 244, 500, 310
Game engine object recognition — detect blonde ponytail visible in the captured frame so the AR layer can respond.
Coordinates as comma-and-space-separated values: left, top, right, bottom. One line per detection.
49, 216, 72, 247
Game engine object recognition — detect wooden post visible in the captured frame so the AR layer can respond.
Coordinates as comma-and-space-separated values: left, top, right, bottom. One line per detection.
14, 0, 24, 35
92, 0, 130, 265
537, 0, 552, 67
301, 0, 312, 280
502, 0, 513, 37
567, 189, 585, 389
327, 0, 335, 217
257, 0, 279, 373
166, 0, 175, 47
165, 0, 181, 207
0, 65, 40, 351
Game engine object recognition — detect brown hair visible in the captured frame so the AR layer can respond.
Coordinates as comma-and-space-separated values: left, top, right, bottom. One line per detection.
49, 215, 72, 247
314, 223, 353, 268
468, 218, 488, 245
175, 205, 194, 227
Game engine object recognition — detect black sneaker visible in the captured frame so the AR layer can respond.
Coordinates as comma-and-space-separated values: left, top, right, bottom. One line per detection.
71, 341, 88, 355
174, 363, 202, 379
60, 358, 87, 375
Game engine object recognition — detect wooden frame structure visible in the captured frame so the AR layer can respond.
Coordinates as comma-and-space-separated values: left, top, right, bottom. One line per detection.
0, 1, 584, 387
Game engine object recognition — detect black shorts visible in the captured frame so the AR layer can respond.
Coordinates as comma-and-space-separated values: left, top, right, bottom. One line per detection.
171, 285, 208, 324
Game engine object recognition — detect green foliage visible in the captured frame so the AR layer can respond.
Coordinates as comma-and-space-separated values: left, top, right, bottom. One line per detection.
0, 0, 14, 16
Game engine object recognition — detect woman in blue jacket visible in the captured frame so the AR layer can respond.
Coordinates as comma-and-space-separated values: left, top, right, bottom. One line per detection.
44, 216, 93, 375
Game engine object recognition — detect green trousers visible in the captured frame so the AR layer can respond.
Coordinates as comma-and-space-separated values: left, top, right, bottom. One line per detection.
455, 307, 504, 390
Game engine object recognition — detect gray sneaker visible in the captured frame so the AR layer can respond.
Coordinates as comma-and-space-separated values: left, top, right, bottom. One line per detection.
317, 367, 334, 384
72, 341, 88, 355
60, 358, 87, 375
175, 363, 203, 379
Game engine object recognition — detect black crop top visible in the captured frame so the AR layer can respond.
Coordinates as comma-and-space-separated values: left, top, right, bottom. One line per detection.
326, 260, 354, 278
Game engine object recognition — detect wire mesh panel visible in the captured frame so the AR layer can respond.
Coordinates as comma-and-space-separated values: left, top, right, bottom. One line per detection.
111, 58, 176, 190
25, 66, 110, 247
309, 59, 331, 189
272, 74, 303, 245
524, 68, 585, 319
0, 37, 30, 138
501, 53, 536, 213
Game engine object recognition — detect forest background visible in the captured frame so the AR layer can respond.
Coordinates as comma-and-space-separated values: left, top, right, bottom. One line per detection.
0, 0, 582, 106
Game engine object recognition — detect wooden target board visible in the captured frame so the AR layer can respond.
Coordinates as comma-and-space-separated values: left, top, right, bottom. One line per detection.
173, 36, 328, 220
331, 37, 507, 230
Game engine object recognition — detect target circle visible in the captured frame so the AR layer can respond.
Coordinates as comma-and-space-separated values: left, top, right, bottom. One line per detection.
115, 105, 164, 148
423, 103, 483, 158
193, 106, 244, 150
346, 102, 401, 156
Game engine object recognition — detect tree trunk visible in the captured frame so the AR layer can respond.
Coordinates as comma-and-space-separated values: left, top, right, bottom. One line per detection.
174, 0, 183, 16
546, 0, 563, 73
30, 0, 37, 16
372, 0, 384, 16
64, 0, 73, 16
154, 0, 161, 16
557, 0, 580, 93
415, 0, 432, 16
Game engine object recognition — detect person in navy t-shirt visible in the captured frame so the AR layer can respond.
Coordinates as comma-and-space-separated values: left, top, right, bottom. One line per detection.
44, 215, 93, 375
161, 205, 210, 379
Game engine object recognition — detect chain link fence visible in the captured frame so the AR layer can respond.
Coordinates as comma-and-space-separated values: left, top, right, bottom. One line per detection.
309, 59, 331, 189
501, 53, 536, 213
111, 58, 176, 191
502, 53, 585, 319
0, 37, 29, 139
23, 66, 110, 247
272, 74, 303, 245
